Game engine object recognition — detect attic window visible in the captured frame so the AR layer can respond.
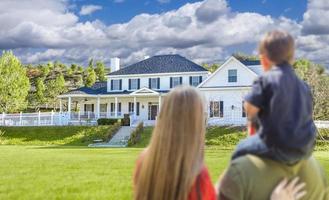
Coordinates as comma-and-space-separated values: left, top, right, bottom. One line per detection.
228, 69, 237, 83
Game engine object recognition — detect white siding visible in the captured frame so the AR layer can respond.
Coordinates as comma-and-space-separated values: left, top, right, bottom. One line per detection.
200, 58, 257, 88
107, 72, 209, 92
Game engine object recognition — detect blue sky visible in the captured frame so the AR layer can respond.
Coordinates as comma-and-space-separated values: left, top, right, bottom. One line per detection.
0, 0, 328, 67
77, 0, 307, 25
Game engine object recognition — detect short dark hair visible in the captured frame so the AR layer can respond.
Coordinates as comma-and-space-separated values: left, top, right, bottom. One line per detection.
259, 30, 295, 65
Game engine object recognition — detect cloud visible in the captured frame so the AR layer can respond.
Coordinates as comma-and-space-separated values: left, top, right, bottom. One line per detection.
0, 0, 328, 68
301, 0, 329, 35
79, 4, 102, 16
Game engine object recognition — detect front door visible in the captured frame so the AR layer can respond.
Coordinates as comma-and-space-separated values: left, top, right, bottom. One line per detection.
148, 103, 158, 120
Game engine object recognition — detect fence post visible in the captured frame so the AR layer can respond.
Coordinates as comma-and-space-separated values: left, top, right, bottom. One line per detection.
20, 112, 23, 126
2, 112, 5, 126
51, 111, 54, 125
38, 111, 41, 126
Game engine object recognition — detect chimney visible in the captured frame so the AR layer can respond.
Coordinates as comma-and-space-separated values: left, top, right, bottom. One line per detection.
110, 57, 120, 72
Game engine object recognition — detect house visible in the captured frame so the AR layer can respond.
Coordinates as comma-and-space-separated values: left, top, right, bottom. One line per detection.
58, 55, 210, 126
198, 56, 262, 125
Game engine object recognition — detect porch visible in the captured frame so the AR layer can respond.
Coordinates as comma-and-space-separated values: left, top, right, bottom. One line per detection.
58, 88, 165, 126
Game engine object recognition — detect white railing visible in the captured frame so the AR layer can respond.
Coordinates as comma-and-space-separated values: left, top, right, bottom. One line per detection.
315, 121, 329, 129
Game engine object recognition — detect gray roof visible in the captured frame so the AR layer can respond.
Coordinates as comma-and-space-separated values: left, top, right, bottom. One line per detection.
63, 82, 169, 96
108, 54, 208, 76
246, 65, 263, 75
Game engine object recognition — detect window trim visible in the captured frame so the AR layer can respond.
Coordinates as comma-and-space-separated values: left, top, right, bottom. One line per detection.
228, 69, 237, 83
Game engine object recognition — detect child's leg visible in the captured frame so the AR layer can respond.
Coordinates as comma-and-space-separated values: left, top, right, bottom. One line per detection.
231, 134, 269, 160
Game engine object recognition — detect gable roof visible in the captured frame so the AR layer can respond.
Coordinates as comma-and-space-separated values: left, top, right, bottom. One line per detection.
198, 56, 259, 88
108, 54, 208, 76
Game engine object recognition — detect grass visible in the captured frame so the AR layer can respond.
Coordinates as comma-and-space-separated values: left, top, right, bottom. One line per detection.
0, 145, 327, 200
0, 125, 120, 146
0, 126, 328, 199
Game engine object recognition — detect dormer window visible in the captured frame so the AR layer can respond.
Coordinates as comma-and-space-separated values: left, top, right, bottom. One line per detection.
111, 79, 122, 91
228, 69, 237, 82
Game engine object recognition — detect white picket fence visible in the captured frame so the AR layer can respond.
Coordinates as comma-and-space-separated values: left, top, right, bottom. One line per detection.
0, 112, 71, 126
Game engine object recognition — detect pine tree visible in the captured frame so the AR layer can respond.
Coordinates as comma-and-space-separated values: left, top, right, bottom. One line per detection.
95, 61, 106, 81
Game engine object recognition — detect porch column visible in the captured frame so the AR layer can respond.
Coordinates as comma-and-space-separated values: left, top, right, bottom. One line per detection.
158, 95, 162, 112
115, 97, 118, 118
68, 97, 71, 120
134, 96, 137, 118
59, 98, 63, 113
107, 100, 110, 118
96, 96, 100, 119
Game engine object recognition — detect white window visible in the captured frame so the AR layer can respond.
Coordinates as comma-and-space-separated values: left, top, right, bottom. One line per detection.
190, 76, 201, 87
111, 80, 121, 90
150, 78, 159, 89
171, 77, 181, 88
210, 101, 224, 118
130, 79, 139, 90
228, 69, 237, 83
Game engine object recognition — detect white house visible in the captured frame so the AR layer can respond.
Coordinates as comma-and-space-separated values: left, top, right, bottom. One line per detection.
58, 55, 210, 126
58, 55, 262, 126
198, 56, 262, 125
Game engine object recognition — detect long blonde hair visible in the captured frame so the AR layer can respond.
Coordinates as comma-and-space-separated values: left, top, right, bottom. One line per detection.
135, 86, 206, 200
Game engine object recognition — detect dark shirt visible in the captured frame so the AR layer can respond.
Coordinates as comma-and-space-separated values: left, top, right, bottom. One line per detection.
244, 63, 316, 152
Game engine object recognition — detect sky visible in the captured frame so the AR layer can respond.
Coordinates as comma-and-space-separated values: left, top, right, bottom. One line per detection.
0, 0, 328, 67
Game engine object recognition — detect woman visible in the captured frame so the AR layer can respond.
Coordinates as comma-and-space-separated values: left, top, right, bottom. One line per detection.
133, 86, 305, 200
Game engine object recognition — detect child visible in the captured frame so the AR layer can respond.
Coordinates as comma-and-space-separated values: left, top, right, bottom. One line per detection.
232, 30, 316, 165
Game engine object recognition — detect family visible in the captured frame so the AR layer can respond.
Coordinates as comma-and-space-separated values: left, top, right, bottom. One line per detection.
132, 30, 329, 199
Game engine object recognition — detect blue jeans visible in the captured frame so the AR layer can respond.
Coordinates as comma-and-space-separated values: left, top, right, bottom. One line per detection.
231, 134, 313, 165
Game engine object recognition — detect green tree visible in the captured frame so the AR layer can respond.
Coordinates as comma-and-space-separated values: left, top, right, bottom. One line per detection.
95, 61, 106, 81
45, 74, 67, 108
70, 64, 78, 72
39, 64, 50, 77
77, 66, 84, 73
293, 59, 329, 120
0, 51, 30, 113
232, 52, 259, 61
202, 63, 220, 73
84, 67, 96, 87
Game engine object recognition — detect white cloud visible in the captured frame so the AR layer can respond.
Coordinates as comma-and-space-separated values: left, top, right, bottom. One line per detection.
79, 4, 102, 16
0, 0, 327, 68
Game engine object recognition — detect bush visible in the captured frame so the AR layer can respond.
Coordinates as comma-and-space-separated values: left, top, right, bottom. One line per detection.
127, 123, 144, 146
97, 118, 118, 125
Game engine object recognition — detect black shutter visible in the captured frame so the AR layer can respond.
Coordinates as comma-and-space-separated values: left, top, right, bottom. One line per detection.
111, 80, 113, 90
170, 77, 172, 88
129, 79, 131, 90
220, 101, 224, 118
110, 103, 114, 112
137, 102, 139, 116
179, 77, 183, 85
138, 79, 140, 89
84, 104, 87, 112
189, 77, 192, 85
149, 78, 151, 89
92, 104, 94, 112
199, 76, 202, 84
157, 78, 160, 89
118, 103, 121, 112
119, 79, 122, 90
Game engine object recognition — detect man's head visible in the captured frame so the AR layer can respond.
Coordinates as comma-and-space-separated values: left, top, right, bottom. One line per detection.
259, 30, 295, 71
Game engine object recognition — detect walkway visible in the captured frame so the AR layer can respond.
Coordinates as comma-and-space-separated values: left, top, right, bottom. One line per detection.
89, 126, 134, 148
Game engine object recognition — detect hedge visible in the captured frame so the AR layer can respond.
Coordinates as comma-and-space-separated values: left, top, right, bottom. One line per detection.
127, 122, 144, 146
97, 118, 119, 125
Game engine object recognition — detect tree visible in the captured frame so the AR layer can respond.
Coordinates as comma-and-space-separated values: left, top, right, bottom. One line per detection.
70, 64, 78, 72
77, 66, 84, 73
45, 74, 67, 108
95, 61, 106, 81
39, 64, 50, 77
84, 67, 96, 87
202, 63, 220, 73
0, 51, 30, 113
232, 52, 259, 61
293, 59, 329, 120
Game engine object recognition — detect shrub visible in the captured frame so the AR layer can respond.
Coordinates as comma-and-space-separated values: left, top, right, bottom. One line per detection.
127, 123, 144, 146
97, 118, 118, 125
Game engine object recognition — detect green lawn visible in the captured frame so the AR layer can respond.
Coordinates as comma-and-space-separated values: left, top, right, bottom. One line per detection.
0, 126, 328, 199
